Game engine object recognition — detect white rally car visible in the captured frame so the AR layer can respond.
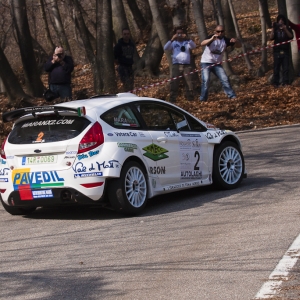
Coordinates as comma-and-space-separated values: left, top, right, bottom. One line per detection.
0, 93, 246, 215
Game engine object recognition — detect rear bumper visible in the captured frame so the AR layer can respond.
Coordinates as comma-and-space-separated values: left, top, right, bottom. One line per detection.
3, 187, 105, 208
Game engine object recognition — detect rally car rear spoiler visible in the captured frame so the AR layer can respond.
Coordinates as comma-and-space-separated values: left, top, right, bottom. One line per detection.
2, 106, 86, 123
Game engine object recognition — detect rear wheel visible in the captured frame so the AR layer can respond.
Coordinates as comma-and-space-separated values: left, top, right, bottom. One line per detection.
108, 161, 148, 215
212, 141, 244, 189
0, 198, 36, 215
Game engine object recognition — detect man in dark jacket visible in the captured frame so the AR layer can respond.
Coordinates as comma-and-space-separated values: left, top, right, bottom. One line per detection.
114, 28, 135, 92
270, 14, 293, 87
44, 46, 74, 100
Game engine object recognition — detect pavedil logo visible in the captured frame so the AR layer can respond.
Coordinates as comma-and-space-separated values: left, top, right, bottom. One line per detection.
143, 143, 169, 161
12, 168, 64, 190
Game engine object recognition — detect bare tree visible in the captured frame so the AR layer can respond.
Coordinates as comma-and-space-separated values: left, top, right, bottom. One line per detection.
96, 0, 117, 93
228, 0, 253, 71
257, 0, 268, 76
112, 0, 129, 42
49, 0, 71, 53
0, 45, 32, 104
38, 0, 55, 52
191, 0, 207, 43
10, 0, 44, 97
286, 0, 300, 76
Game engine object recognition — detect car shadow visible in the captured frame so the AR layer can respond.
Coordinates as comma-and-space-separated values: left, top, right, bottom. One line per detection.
23, 175, 281, 220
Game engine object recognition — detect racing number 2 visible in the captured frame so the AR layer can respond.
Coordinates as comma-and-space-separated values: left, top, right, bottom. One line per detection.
194, 151, 200, 170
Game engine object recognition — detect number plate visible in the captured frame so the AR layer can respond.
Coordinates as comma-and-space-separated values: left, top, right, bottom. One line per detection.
22, 155, 57, 165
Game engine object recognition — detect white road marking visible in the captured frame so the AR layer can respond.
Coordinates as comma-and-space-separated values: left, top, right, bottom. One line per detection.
254, 233, 300, 299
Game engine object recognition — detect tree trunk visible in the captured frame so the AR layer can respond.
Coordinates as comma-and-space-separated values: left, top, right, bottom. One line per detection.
73, 0, 99, 93
259, 0, 272, 28
38, 0, 55, 53
258, 0, 268, 76
10, 0, 44, 97
215, 0, 224, 26
49, 0, 71, 54
286, 0, 300, 76
277, 0, 287, 16
222, 0, 235, 37
97, 0, 117, 93
0, 46, 32, 104
228, 0, 253, 71
112, 0, 129, 42
191, 0, 207, 43
166, 0, 189, 27
135, 23, 164, 77
148, 0, 173, 71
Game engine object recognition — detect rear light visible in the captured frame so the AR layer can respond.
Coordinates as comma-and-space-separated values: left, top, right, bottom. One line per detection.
1, 137, 7, 159
78, 122, 104, 154
80, 182, 104, 188
0, 189, 6, 193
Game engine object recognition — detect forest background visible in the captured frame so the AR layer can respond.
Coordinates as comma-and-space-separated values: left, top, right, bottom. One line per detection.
0, 0, 300, 142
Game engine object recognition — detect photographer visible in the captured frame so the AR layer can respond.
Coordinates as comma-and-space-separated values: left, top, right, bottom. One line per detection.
270, 14, 293, 87
164, 27, 196, 103
44, 46, 74, 100
199, 25, 241, 102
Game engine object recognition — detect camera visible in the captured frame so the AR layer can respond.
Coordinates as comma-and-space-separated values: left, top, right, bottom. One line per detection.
56, 53, 63, 58
178, 34, 182, 37
273, 22, 283, 30
180, 45, 186, 52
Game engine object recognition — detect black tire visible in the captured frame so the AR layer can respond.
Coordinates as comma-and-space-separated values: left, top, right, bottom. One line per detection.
0, 198, 36, 215
108, 161, 148, 215
212, 141, 245, 190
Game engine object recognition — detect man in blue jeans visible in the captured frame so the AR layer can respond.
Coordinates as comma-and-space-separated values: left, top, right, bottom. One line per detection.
200, 25, 241, 102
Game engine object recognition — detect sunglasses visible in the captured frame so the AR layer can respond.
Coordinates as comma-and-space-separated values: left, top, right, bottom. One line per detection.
216, 30, 224, 33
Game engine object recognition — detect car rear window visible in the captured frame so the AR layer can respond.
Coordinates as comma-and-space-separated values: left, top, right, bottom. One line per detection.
8, 116, 91, 144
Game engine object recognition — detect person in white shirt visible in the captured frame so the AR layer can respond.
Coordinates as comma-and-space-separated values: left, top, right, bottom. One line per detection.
200, 25, 241, 102
164, 27, 196, 103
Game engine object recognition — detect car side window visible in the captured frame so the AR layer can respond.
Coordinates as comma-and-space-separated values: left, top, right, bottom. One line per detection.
101, 105, 140, 128
136, 103, 176, 131
170, 111, 190, 131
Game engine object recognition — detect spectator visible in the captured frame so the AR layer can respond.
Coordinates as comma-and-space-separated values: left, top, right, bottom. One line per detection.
164, 27, 196, 103
44, 46, 74, 100
270, 14, 293, 87
199, 25, 241, 102
287, 18, 300, 76
114, 28, 135, 92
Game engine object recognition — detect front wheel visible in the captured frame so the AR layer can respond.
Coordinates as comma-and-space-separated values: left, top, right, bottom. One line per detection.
212, 141, 245, 190
0, 198, 36, 215
108, 161, 148, 215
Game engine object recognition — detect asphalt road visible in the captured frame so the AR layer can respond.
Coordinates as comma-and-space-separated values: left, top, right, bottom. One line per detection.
1, 125, 300, 300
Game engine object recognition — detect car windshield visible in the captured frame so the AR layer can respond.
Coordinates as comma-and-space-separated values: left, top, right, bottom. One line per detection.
8, 115, 91, 144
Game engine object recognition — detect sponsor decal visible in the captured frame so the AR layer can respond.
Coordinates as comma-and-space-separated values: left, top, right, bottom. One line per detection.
21, 119, 75, 128
0, 178, 8, 182
32, 189, 53, 199
114, 131, 137, 137
163, 181, 200, 191
12, 168, 64, 190
0, 168, 10, 176
6, 156, 14, 159
77, 154, 88, 160
117, 143, 138, 152
148, 166, 166, 175
1, 159, 6, 165
139, 132, 146, 137
66, 151, 77, 155
206, 130, 226, 140
164, 131, 179, 137
89, 150, 99, 157
143, 143, 169, 161
74, 172, 102, 178
64, 156, 76, 159
152, 178, 156, 188
107, 133, 113, 136
114, 117, 138, 127
180, 170, 202, 180
73, 160, 120, 173
181, 133, 201, 137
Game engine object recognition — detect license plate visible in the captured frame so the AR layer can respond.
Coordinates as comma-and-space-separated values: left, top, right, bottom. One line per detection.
22, 155, 57, 165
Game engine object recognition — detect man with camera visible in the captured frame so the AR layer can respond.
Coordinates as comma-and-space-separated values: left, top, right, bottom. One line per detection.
270, 14, 293, 87
44, 46, 74, 100
164, 27, 196, 103
199, 25, 241, 102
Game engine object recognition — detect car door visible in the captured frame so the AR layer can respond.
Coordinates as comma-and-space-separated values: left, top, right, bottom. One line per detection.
134, 102, 181, 187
